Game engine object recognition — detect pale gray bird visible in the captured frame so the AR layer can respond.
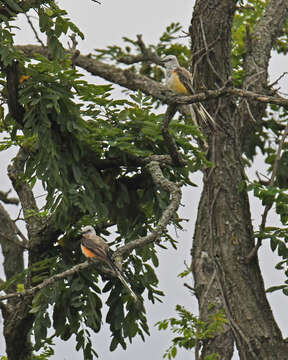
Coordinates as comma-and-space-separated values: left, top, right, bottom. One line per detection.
80, 226, 139, 304
162, 54, 215, 127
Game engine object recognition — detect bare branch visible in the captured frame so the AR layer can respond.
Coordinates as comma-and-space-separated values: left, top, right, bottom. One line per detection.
115, 160, 182, 257
162, 104, 187, 166
69, 34, 78, 50
118, 34, 162, 66
0, 190, 19, 205
25, 13, 45, 47
0, 231, 28, 249
268, 72, 288, 89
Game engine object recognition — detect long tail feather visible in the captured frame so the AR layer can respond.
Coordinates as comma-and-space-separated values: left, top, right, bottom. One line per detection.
115, 270, 139, 303
107, 256, 141, 305
197, 103, 215, 126
189, 104, 198, 127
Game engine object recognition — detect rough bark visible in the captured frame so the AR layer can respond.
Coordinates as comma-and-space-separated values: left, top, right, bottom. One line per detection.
240, 0, 288, 147
1, 2, 288, 359
0, 203, 33, 360
190, 0, 288, 359
1, 149, 46, 360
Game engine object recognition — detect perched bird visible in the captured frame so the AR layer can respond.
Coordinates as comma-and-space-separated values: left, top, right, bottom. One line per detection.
161, 55, 214, 127
80, 225, 139, 303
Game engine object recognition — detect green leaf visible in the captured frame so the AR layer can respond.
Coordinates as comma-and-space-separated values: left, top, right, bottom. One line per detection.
109, 336, 119, 351
4, 0, 23, 13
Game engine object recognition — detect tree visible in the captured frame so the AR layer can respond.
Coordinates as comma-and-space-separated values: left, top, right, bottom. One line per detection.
0, 1, 288, 360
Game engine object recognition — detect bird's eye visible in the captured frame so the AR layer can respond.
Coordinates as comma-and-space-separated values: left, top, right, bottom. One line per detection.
82, 228, 92, 234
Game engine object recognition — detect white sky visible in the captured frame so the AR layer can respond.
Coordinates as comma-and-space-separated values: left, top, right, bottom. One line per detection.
0, 1, 287, 359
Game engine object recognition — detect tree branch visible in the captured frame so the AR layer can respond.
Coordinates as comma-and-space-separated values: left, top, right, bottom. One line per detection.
17, 45, 288, 111
117, 34, 162, 66
246, 121, 288, 262
162, 104, 187, 166
25, 13, 45, 47
0, 203, 24, 296
0, 190, 19, 205
0, 261, 90, 302
7, 148, 41, 238
115, 160, 182, 257
0, 157, 182, 301
240, 0, 288, 129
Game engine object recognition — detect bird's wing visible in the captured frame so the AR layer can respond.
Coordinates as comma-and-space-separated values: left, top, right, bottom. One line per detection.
174, 67, 194, 94
81, 237, 108, 263
176, 67, 215, 126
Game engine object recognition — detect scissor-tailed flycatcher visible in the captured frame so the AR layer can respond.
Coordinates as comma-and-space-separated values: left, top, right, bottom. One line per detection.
162, 55, 214, 127
80, 226, 139, 303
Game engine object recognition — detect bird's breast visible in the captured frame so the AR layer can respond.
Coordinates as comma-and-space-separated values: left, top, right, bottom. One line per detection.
167, 71, 189, 95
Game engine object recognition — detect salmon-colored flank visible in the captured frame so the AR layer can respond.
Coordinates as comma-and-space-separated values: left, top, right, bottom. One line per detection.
81, 244, 96, 258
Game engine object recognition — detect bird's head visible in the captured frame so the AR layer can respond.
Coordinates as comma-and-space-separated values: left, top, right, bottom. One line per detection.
81, 225, 95, 236
161, 55, 179, 69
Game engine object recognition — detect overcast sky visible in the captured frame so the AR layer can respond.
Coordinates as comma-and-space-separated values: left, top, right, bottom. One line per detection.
0, 1, 287, 360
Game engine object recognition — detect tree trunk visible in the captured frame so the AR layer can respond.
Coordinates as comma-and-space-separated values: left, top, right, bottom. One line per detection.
0, 203, 33, 360
190, 0, 288, 359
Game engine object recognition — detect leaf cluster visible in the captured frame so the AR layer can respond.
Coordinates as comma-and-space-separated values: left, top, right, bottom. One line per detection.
156, 304, 226, 360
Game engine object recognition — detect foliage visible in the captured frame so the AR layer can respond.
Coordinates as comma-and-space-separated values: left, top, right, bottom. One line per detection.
232, 1, 288, 161
156, 304, 227, 360
248, 181, 288, 295
0, 2, 207, 359
0, 0, 287, 359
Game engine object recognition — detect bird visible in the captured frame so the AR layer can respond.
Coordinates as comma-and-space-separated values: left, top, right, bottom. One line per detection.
80, 225, 140, 304
161, 54, 215, 127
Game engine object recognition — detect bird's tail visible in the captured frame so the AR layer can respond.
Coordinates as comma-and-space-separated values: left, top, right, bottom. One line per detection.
189, 104, 198, 127
196, 103, 215, 127
107, 256, 141, 305
115, 269, 139, 303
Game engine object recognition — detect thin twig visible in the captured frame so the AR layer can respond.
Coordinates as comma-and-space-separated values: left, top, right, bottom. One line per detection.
118, 34, 162, 66
69, 34, 78, 50
245, 99, 257, 122
0, 262, 90, 301
115, 161, 182, 257
162, 104, 186, 166
0, 231, 28, 249
25, 14, 45, 47
268, 72, 288, 88
0, 190, 19, 205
